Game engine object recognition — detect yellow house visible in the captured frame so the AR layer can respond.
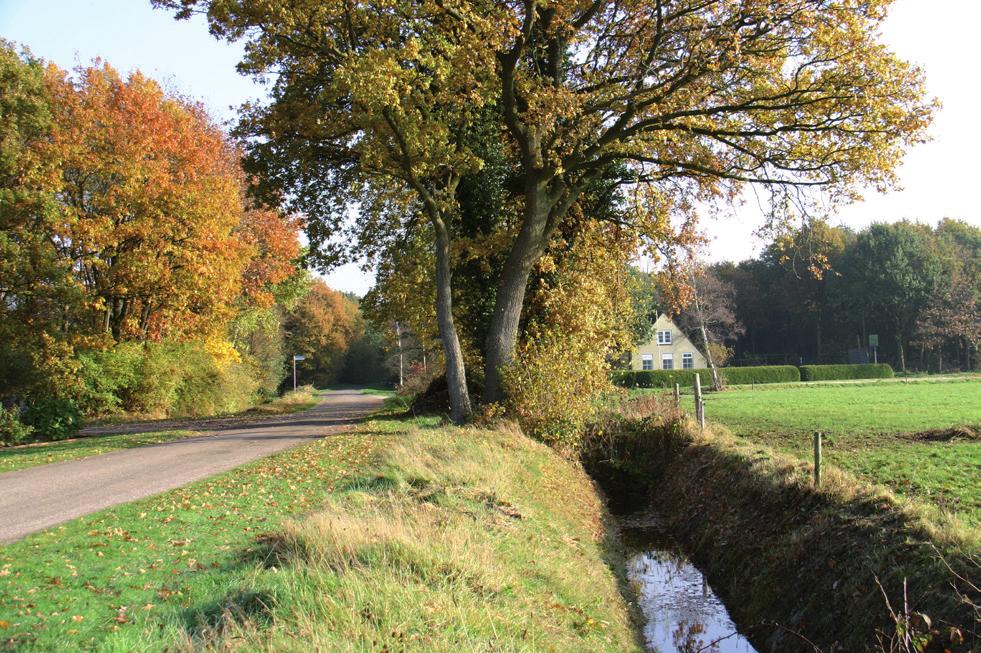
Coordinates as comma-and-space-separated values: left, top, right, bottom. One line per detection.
630, 314, 708, 371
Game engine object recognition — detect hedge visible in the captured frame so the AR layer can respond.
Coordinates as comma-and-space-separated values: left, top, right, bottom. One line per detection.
798, 363, 894, 382
612, 365, 799, 389
721, 365, 800, 385
612, 369, 709, 389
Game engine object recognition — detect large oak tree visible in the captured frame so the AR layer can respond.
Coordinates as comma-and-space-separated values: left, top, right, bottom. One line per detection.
157, 0, 933, 417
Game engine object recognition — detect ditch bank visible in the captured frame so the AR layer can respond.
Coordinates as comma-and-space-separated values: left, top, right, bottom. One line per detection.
582, 409, 979, 652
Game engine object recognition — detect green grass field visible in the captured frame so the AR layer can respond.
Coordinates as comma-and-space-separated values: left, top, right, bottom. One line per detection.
638, 379, 981, 526
0, 410, 638, 651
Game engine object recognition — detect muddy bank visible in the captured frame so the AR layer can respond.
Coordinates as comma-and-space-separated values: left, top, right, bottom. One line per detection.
584, 416, 979, 652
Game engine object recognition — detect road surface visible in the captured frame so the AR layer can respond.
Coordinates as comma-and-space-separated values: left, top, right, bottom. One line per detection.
0, 389, 384, 543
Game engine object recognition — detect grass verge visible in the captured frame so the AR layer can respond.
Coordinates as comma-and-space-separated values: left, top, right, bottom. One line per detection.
0, 412, 639, 651
84, 386, 321, 427
0, 388, 324, 474
0, 430, 201, 474
240, 385, 319, 416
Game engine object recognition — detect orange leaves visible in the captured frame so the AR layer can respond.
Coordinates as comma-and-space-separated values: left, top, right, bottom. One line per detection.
238, 208, 303, 308
286, 280, 364, 386
41, 60, 249, 341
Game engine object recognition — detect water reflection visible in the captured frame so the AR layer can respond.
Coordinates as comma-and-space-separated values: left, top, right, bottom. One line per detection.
627, 545, 758, 653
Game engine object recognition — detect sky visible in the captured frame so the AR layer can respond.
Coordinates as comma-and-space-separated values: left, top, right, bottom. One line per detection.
2, 0, 978, 294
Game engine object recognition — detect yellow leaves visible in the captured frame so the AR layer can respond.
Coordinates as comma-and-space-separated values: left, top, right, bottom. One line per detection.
504, 220, 635, 446
203, 338, 241, 371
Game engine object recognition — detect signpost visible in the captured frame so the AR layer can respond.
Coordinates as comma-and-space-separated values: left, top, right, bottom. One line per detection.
292, 354, 306, 391
868, 334, 879, 364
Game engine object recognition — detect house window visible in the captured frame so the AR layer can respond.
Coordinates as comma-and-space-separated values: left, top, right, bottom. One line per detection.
662, 353, 674, 370
657, 330, 672, 345
641, 354, 654, 371
683, 352, 694, 369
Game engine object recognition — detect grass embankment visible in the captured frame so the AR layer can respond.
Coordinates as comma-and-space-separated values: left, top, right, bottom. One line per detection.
584, 402, 980, 652
0, 411, 639, 651
636, 379, 981, 525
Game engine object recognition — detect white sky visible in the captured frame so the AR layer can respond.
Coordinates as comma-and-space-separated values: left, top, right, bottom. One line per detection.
2, 0, 978, 293
701, 0, 981, 261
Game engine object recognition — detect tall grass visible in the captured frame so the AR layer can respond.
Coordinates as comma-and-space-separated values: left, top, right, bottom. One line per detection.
181, 424, 642, 651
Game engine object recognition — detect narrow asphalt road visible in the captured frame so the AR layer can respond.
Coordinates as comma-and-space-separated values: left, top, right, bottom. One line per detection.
0, 389, 384, 543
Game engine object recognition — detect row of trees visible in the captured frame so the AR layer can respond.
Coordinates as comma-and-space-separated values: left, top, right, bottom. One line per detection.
157, 0, 934, 430
0, 43, 382, 440
664, 219, 979, 373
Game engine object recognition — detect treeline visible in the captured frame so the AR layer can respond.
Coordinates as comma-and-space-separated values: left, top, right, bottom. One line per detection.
0, 44, 384, 443
707, 219, 979, 372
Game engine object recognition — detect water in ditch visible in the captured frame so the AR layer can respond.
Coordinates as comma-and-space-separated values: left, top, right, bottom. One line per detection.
625, 525, 758, 653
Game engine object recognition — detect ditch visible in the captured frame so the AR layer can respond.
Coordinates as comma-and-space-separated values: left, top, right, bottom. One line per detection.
623, 515, 758, 653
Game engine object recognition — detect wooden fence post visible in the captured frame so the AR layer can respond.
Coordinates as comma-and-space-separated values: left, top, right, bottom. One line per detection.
674, 383, 681, 407
694, 374, 705, 432
813, 432, 823, 488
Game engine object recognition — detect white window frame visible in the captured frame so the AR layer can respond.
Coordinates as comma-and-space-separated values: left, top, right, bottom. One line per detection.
657, 330, 672, 345
682, 352, 694, 369
641, 354, 654, 371
661, 353, 674, 370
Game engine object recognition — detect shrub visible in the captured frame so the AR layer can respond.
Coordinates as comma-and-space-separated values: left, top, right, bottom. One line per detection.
23, 397, 81, 440
612, 365, 799, 389
135, 341, 259, 418
799, 363, 895, 382
412, 373, 484, 416
0, 405, 34, 446
75, 342, 143, 415
721, 365, 800, 385
502, 329, 615, 449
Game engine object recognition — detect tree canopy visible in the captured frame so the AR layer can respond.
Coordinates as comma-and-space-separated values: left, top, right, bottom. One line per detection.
0, 43, 328, 431
156, 0, 935, 420
712, 219, 979, 372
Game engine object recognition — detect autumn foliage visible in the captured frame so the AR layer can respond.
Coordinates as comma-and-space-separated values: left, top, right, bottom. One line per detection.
156, 0, 936, 426
0, 44, 343, 437
285, 281, 363, 388
43, 63, 249, 341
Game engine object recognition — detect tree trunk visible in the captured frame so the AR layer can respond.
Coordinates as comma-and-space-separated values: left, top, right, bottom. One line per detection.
700, 319, 723, 391
896, 331, 906, 371
689, 270, 723, 391
815, 314, 822, 362
482, 182, 551, 404
394, 321, 404, 387
433, 221, 472, 423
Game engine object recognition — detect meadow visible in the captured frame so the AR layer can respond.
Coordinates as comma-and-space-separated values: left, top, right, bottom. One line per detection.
638, 378, 981, 526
